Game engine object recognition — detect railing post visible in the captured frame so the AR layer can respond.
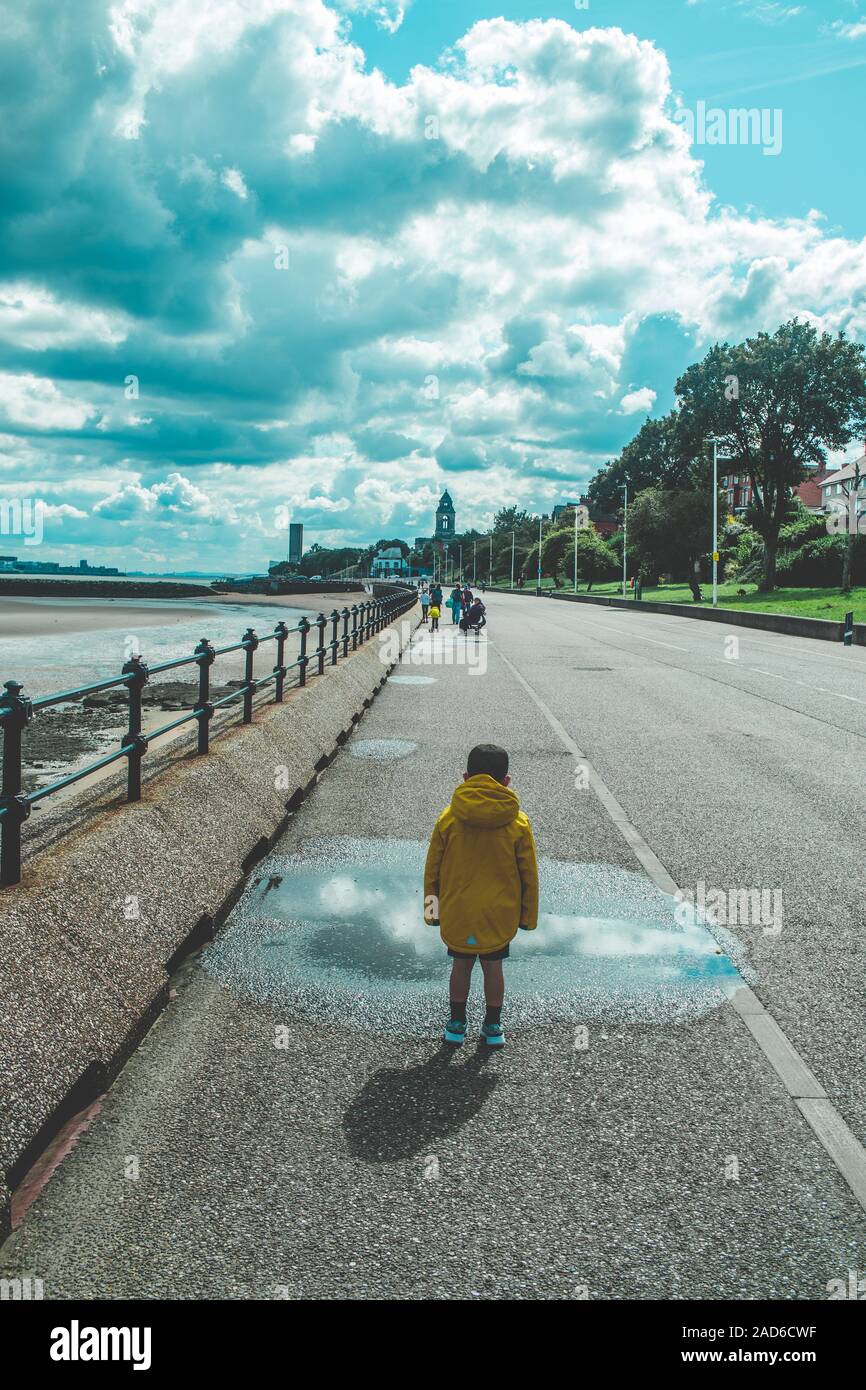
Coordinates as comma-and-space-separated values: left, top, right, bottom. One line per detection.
274, 621, 289, 702
122, 654, 149, 802
194, 638, 216, 755
341, 606, 350, 658
0, 680, 33, 887
351, 605, 359, 651
242, 628, 259, 723
298, 617, 310, 687
330, 610, 340, 665
316, 613, 327, 675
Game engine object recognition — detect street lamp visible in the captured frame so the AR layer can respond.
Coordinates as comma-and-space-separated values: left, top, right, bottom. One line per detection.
488, 534, 493, 586
708, 437, 736, 607
537, 512, 543, 593
510, 529, 515, 590
573, 504, 579, 594
621, 482, 628, 598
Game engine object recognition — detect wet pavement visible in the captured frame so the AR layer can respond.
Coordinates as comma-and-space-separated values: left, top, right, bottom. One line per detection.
2, 595, 864, 1299
204, 838, 744, 1033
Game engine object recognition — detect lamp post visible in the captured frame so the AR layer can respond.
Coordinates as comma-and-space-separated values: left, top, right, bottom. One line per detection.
573, 505, 578, 594
708, 437, 735, 607
621, 483, 628, 598
537, 512, 543, 593
717, 439, 722, 603
459, 544, 463, 582
473, 542, 477, 584
488, 534, 493, 586
510, 530, 515, 590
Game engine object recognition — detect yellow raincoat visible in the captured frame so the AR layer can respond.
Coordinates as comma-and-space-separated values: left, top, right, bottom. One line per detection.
424, 774, 539, 954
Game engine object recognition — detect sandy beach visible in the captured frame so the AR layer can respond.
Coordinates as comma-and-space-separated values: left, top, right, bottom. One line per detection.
0, 590, 367, 640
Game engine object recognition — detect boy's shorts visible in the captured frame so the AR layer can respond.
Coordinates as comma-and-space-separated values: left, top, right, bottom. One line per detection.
447, 944, 509, 960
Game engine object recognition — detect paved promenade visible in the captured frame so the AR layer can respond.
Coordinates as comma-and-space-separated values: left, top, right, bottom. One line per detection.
2, 594, 865, 1299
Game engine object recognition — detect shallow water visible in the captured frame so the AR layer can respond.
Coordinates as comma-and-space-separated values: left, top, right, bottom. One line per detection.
0, 600, 319, 698
204, 837, 747, 1035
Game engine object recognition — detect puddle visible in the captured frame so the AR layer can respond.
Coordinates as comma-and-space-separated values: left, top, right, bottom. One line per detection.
388, 675, 437, 685
204, 838, 749, 1035
348, 739, 417, 760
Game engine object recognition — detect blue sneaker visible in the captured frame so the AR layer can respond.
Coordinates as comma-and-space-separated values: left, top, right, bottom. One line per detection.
481, 1022, 505, 1047
444, 1019, 467, 1045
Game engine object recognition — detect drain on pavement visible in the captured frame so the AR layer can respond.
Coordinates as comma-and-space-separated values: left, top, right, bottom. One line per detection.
348, 739, 418, 759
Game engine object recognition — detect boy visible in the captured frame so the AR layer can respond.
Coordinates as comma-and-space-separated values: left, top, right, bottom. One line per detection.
424, 744, 538, 1047
420, 588, 430, 623
429, 601, 440, 631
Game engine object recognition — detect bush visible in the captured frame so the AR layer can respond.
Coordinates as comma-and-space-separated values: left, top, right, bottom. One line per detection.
781, 534, 865, 586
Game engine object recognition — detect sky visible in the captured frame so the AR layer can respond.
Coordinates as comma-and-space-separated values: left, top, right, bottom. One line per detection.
2, 0, 866, 573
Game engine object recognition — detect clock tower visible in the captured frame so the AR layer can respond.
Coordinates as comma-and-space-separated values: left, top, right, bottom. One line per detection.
434, 490, 455, 540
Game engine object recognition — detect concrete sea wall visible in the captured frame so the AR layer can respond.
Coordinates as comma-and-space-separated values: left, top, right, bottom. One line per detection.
0, 607, 419, 1242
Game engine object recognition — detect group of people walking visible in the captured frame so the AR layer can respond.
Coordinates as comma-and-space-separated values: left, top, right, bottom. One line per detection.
419, 580, 487, 633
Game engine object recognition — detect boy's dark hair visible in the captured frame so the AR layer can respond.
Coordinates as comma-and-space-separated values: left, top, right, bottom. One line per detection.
467, 743, 509, 783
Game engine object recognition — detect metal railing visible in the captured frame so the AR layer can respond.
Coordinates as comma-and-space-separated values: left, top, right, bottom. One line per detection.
0, 591, 416, 887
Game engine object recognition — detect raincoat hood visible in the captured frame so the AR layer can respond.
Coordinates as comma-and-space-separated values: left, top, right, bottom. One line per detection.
450, 774, 520, 829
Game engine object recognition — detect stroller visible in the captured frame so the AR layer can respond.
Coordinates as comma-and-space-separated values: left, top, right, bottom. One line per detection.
460, 599, 487, 637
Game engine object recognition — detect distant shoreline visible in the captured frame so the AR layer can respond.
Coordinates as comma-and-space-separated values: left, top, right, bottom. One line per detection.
0, 576, 367, 602
0, 590, 375, 641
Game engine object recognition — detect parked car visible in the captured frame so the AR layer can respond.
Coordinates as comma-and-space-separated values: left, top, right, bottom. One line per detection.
308, 574, 324, 582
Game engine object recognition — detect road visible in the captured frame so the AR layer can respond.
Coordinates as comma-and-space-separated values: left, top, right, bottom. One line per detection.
2, 592, 865, 1300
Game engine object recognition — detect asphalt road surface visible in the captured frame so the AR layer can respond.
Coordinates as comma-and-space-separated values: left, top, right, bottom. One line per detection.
3, 593, 865, 1300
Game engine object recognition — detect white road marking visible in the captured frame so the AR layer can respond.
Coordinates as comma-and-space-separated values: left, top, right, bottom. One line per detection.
816, 687, 866, 705
574, 618, 689, 652
534, 596, 866, 669
492, 638, 866, 1218
559, 608, 866, 706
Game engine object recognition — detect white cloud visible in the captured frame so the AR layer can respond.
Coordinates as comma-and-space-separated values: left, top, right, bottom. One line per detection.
0, 373, 99, 432
832, 19, 866, 40
2, 4, 866, 565
0, 286, 128, 351
619, 387, 657, 415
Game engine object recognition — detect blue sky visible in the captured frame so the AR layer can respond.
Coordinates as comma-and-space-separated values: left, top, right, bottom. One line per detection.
2, 0, 866, 571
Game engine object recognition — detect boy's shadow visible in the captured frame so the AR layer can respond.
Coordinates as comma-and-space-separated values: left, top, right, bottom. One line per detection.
343, 1045, 499, 1162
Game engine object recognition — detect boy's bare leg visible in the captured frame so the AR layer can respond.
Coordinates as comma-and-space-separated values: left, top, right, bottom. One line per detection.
448, 955, 474, 1019
479, 957, 504, 1008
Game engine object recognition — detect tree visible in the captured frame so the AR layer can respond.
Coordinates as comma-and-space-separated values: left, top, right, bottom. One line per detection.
627, 487, 723, 601
493, 506, 535, 536
676, 320, 866, 591
540, 527, 573, 587
588, 412, 695, 514
571, 528, 618, 590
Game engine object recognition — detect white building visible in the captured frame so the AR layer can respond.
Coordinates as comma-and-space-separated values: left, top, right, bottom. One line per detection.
819, 457, 866, 526
371, 546, 408, 576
